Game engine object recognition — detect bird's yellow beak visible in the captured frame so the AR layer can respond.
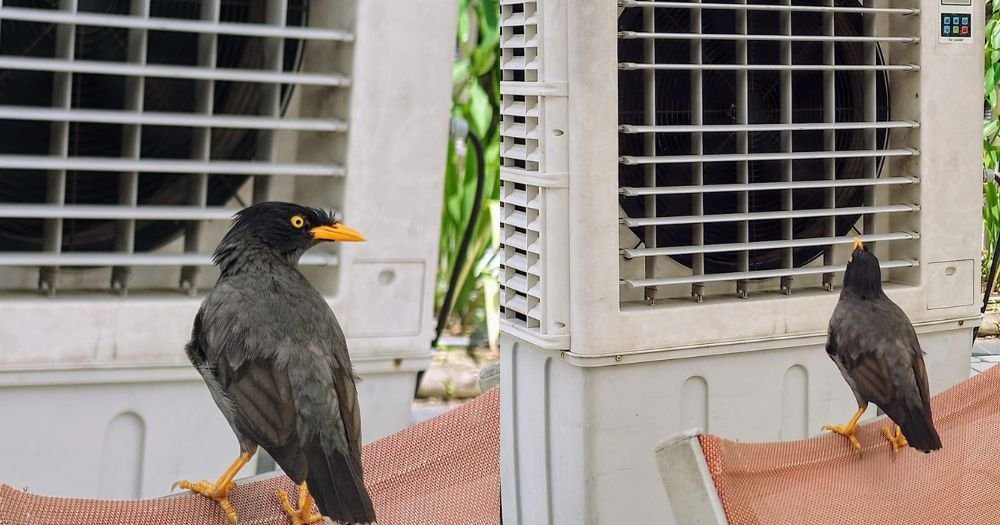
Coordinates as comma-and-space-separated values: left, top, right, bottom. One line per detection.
852, 237, 863, 250
310, 223, 367, 242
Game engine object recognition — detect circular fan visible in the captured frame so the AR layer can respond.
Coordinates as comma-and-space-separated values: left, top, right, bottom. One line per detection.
618, 2, 890, 274
0, 0, 309, 253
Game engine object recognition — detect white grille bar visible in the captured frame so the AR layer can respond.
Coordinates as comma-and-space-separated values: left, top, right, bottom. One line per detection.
621, 259, 918, 288
0, 56, 350, 86
176, 0, 221, 293
500, 12, 537, 27
500, 33, 539, 49
503, 188, 539, 208
618, 32, 917, 43
500, 231, 539, 254
38, 0, 78, 294
109, 0, 150, 293
0, 204, 240, 220
503, 294, 539, 319
500, 101, 538, 117
620, 148, 917, 165
175, 0, 221, 292
617, 1, 919, 15
501, 122, 539, 140
619, 121, 919, 133
0, 7, 353, 41
0, 253, 339, 267
620, 62, 919, 72
500, 56, 539, 71
622, 204, 917, 227
501, 144, 542, 162
623, 232, 918, 258
0, 155, 344, 176
620, 176, 917, 196
500, 273, 540, 297
688, 3, 705, 287
0, 106, 347, 132
502, 252, 535, 273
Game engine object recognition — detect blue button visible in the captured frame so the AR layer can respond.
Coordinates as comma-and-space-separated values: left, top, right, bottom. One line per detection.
944, 16, 951, 24
962, 16, 969, 24
944, 25, 951, 34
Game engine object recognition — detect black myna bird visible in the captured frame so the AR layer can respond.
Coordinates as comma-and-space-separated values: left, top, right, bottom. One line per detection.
822, 238, 942, 453
173, 202, 376, 525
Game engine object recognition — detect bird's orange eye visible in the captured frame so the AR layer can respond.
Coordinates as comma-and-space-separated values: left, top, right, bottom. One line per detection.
290, 215, 305, 229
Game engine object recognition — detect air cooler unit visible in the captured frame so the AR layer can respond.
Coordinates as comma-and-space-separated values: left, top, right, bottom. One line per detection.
500, 0, 982, 523
0, 0, 456, 499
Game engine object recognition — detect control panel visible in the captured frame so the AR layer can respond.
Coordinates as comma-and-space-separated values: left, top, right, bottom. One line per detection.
939, 0, 974, 44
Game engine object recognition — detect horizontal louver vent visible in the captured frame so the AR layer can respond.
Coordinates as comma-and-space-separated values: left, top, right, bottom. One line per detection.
499, 0, 544, 332
0, 1, 351, 295
617, 0, 921, 303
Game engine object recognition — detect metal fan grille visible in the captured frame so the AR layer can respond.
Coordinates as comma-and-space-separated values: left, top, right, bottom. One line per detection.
617, 0, 921, 303
0, 0, 352, 294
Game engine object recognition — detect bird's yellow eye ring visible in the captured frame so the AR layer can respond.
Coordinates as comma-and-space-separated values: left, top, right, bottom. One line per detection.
290, 215, 305, 229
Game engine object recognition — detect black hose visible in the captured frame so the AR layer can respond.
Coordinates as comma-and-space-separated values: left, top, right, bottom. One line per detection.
432, 128, 487, 349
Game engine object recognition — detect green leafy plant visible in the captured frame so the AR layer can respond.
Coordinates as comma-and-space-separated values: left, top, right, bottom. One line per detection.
985, 1, 1000, 287
436, 0, 501, 349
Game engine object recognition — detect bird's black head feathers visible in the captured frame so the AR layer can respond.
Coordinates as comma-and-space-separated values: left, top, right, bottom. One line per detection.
212, 202, 361, 274
842, 242, 883, 299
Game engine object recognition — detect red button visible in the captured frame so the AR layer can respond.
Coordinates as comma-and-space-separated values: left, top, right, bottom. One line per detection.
962, 26, 969, 34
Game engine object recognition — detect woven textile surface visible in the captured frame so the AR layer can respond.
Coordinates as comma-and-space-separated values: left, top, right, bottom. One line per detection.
698, 366, 1000, 524
0, 387, 500, 525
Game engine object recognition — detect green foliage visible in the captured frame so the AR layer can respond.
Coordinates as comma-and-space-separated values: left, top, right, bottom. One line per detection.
985, 3, 1000, 282
436, 0, 501, 346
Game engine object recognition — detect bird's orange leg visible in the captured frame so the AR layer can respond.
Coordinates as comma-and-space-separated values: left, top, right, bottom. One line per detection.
277, 482, 324, 525
173, 449, 255, 524
822, 404, 867, 450
881, 424, 909, 453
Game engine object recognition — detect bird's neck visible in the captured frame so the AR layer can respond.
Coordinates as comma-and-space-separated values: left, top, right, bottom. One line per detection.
841, 285, 885, 302
214, 240, 304, 278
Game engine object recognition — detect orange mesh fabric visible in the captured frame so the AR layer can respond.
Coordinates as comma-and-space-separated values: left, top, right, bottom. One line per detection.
0, 387, 500, 525
698, 367, 1000, 524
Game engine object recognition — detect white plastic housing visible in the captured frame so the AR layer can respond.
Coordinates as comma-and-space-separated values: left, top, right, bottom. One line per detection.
500, 0, 984, 523
0, 0, 456, 499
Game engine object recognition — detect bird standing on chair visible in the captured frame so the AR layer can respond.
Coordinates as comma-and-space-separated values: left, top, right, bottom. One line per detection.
822, 238, 941, 454
173, 202, 377, 525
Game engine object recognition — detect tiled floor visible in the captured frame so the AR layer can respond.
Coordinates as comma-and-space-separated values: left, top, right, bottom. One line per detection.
971, 339, 1000, 377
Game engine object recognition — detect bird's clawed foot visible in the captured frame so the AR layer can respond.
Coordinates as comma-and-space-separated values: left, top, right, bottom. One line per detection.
822, 423, 862, 450
172, 450, 254, 524
277, 482, 324, 525
822, 405, 867, 451
172, 478, 239, 524
881, 425, 909, 453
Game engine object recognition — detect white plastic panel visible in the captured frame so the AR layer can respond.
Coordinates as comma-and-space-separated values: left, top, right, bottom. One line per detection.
0, 358, 426, 499
502, 324, 975, 524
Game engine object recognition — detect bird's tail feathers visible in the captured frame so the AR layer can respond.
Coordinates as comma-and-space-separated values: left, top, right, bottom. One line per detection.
900, 403, 941, 453
304, 441, 376, 524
